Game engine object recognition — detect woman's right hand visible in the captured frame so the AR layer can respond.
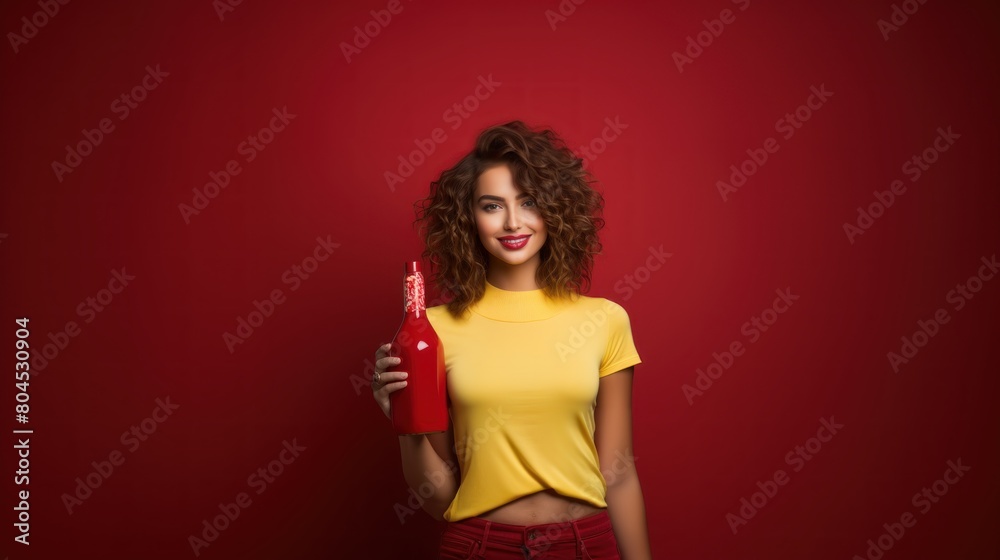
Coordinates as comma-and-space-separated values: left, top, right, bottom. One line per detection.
372, 343, 408, 420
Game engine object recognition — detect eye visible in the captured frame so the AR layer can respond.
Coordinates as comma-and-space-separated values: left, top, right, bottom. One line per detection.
482, 203, 500, 211
523, 199, 536, 207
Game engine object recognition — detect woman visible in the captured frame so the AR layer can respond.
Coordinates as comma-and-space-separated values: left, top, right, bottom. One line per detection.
371, 121, 652, 559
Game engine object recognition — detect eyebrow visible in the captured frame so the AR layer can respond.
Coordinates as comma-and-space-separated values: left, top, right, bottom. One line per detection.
477, 193, 530, 203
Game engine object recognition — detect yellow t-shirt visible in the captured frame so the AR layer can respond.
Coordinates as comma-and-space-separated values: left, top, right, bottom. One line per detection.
425, 279, 642, 522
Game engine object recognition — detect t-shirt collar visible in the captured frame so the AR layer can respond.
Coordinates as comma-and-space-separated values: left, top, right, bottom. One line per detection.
470, 279, 577, 322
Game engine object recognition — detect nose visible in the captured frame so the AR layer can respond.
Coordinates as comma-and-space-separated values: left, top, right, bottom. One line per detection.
505, 207, 522, 231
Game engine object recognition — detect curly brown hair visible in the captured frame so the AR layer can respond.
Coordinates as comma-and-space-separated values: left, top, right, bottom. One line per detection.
412, 120, 606, 319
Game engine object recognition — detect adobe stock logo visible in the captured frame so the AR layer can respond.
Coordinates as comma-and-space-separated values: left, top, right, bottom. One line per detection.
554, 300, 618, 363
877, 0, 931, 41
51, 65, 169, 183
61, 397, 180, 514
187, 439, 306, 557
394, 459, 460, 525
842, 126, 959, 244
349, 284, 461, 395
574, 117, 629, 170
178, 106, 296, 224
339, 0, 415, 63
556, 245, 669, 360
394, 405, 510, 525
544, 0, 587, 31
851, 458, 970, 560
671, 0, 751, 73
726, 416, 844, 535
886, 253, 996, 372
613, 244, 672, 301
528, 449, 638, 556
682, 288, 800, 404
29, 267, 136, 376
384, 74, 501, 192
716, 84, 833, 201
212, 0, 244, 22
7, 0, 70, 54
223, 236, 339, 354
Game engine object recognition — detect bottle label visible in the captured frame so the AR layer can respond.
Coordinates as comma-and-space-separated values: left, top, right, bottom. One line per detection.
404, 272, 425, 313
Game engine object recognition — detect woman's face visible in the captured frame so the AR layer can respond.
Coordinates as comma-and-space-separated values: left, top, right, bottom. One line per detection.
473, 164, 548, 269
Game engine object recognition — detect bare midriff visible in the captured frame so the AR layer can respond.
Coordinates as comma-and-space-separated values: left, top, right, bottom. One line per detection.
474, 489, 604, 525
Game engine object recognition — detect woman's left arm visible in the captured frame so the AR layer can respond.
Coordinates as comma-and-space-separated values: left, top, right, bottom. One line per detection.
595, 366, 652, 560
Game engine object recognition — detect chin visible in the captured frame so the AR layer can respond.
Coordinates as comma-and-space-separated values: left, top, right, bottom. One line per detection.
490, 242, 541, 266
498, 256, 534, 266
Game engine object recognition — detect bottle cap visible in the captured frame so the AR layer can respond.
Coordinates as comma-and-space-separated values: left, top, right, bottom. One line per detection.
405, 261, 421, 274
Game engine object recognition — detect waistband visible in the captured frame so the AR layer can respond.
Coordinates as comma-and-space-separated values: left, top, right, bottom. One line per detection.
445, 509, 611, 546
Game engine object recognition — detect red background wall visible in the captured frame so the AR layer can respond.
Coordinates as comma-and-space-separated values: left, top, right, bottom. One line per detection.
2, 0, 998, 558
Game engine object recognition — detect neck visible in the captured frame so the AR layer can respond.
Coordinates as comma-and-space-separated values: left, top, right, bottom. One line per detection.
486, 253, 542, 291
473, 277, 577, 322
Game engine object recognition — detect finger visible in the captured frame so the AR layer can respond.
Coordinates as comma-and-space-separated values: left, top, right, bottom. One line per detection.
378, 371, 407, 383
376, 356, 402, 371
372, 372, 406, 395
382, 380, 408, 393
372, 373, 407, 392
375, 342, 392, 358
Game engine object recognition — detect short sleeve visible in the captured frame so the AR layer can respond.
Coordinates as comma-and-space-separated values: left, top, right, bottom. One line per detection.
598, 301, 642, 377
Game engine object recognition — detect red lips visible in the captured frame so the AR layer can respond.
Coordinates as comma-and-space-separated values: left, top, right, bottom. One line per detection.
498, 235, 530, 250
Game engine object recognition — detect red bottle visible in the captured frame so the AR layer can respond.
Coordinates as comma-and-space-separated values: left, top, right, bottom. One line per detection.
387, 261, 448, 435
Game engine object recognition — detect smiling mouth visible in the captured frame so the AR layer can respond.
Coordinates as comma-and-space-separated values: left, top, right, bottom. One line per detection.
499, 235, 530, 250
